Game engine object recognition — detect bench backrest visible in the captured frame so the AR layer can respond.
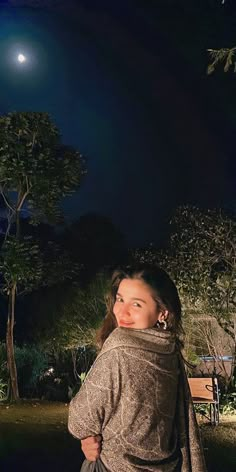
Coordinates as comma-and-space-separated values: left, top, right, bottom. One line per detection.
188, 377, 217, 402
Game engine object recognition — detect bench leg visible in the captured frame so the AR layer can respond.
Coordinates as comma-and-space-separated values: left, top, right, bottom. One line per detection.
215, 403, 220, 426
210, 403, 219, 426
210, 404, 214, 425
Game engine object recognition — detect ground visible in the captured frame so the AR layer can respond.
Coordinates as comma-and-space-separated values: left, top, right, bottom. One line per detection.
200, 416, 236, 472
0, 401, 83, 471
0, 401, 235, 471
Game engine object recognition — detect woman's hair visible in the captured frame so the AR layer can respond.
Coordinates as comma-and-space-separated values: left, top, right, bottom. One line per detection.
96, 263, 183, 349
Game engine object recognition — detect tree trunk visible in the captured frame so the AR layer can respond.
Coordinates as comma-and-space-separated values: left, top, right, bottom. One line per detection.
6, 284, 19, 401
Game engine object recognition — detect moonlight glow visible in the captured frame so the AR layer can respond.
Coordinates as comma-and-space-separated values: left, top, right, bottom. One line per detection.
18, 53, 26, 63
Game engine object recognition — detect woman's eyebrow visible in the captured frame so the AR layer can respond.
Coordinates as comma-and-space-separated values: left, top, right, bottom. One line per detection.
116, 293, 147, 304
131, 297, 146, 304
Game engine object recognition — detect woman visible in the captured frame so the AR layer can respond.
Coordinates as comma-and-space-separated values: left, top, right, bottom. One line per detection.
68, 264, 206, 472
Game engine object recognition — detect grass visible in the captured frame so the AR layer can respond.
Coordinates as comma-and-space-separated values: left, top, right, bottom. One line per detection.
200, 416, 236, 472
0, 401, 83, 472
0, 401, 235, 471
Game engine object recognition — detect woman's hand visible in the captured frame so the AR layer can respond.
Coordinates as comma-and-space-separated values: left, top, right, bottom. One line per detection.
81, 435, 102, 461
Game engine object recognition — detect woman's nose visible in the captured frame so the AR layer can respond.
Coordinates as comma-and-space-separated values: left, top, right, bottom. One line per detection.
119, 303, 130, 317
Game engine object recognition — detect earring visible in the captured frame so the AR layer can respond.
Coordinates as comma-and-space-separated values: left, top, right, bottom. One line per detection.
162, 320, 167, 330
158, 320, 167, 330
155, 320, 167, 330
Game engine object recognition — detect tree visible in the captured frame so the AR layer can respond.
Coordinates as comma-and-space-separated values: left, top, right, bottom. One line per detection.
131, 243, 161, 267
27, 273, 108, 352
167, 206, 236, 350
190, 316, 234, 389
0, 111, 85, 400
132, 206, 236, 368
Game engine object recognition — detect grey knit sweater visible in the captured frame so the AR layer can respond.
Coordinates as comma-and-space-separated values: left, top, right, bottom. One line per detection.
68, 328, 206, 472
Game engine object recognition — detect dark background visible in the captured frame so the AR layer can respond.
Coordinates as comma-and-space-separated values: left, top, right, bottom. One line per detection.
0, 0, 235, 245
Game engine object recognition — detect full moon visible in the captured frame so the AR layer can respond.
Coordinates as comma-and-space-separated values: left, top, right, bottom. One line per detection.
18, 53, 26, 63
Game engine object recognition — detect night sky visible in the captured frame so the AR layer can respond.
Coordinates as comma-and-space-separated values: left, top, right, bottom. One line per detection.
0, 0, 235, 245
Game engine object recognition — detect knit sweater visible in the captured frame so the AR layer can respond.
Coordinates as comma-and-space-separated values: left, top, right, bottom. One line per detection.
68, 327, 206, 472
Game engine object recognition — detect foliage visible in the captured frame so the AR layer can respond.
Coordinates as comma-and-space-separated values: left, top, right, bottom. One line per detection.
0, 343, 7, 374
220, 392, 236, 415
53, 276, 107, 350
195, 388, 236, 416
182, 342, 201, 370
78, 371, 87, 384
0, 112, 85, 293
132, 243, 161, 267
0, 111, 85, 400
41, 242, 81, 287
15, 345, 48, 396
0, 236, 80, 296
0, 237, 43, 295
35, 346, 96, 401
132, 206, 236, 377
187, 315, 234, 387
31, 273, 108, 351
194, 392, 236, 418
0, 378, 7, 400
0, 343, 8, 400
207, 47, 236, 75
0, 343, 48, 398
194, 403, 209, 417
0, 111, 85, 225
166, 206, 236, 341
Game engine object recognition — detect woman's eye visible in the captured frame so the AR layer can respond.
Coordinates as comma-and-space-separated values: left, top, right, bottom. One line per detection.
116, 297, 123, 302
133, 302, 141, 308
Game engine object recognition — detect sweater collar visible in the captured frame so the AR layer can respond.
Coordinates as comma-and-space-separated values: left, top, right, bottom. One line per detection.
98, 327, 176, 357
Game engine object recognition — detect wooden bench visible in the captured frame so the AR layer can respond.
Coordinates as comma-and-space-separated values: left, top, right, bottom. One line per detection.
188, 377, 220, 425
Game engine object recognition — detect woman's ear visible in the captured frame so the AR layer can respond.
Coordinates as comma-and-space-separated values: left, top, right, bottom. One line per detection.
157, 310, 169, 322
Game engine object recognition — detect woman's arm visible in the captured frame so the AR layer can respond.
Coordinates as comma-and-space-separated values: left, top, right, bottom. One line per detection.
68, 349, 120, 440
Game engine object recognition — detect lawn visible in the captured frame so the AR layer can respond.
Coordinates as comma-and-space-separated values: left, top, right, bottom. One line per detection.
200, 416, 236, 472
0, 401, 83, 472
0, 401, 235, 472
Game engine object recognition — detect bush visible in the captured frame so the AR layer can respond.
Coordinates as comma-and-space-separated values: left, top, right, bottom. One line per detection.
0, 342, 96, 401
15, 345, 48, 397
0, 343, 8, 399
0, 378, 7, 400
30, 273, 108, 351
220, 392, 236, 416
38, 345, 96, 401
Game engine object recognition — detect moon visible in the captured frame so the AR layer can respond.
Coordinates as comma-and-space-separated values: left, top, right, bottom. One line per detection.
18, 53, 26, 63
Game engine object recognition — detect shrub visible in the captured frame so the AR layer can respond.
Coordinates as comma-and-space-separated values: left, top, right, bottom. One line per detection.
15, 345, 48, 397
220, 392, 236, 416
0, 378, 7, 400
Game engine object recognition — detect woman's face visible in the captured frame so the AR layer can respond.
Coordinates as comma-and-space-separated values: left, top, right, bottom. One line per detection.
113, 278, 163, 329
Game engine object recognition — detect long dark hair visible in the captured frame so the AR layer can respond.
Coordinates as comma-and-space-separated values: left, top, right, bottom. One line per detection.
96, 263, 183, 349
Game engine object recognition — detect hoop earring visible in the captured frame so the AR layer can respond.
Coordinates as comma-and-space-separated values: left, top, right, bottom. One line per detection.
155, 320, 168, 330
160, 320, 167, 330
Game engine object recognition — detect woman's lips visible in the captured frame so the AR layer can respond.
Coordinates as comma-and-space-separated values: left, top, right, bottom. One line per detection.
119, 320, 134, 326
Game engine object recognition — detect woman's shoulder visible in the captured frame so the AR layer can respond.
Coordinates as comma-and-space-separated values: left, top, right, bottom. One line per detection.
102, 327, 133, 349
98, 327, 176, 358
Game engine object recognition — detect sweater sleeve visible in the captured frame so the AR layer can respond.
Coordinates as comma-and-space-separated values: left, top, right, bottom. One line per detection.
68, 349, 121, 440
